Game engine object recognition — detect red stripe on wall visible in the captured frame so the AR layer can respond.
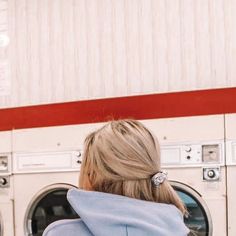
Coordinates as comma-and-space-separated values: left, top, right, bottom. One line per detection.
0, 87, 236, 131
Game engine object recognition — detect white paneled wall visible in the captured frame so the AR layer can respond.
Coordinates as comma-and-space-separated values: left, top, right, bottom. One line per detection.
1, 0, 235, 108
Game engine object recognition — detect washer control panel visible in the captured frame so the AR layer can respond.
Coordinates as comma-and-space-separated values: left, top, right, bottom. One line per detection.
13, 150, 82, 174
161, 142, 223, 167
181, 145, 202, 164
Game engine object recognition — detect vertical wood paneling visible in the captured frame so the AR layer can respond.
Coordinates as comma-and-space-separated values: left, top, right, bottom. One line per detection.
152, 0, 168, 92
139, 0, 154, 93
74, 0, 89, 99
112, 0, 128, 96
38, 0, 51, 103
0, 0, 10, 106
224, 0, 236, 87
86, 0, 102, 98
61, 0, 76, 101
125, 0, 141, 94
194, 0, 212, 89
99, 0, 114, 97
49, 1, 64, 101
209, 0, 227, 87
27, 0, 40, 104
166, 0, 182, 91
0, 0, 235, 108
15, 0, 29, 105
180, 0, 197, 89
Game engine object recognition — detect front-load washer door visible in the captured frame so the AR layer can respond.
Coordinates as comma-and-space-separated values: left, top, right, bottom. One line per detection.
171, 181, 212, 236
25, 184, 78, 236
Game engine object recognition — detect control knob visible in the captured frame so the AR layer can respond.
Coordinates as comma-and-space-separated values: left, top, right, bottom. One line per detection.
76, 151, 82, 164
0, 177, 7, 186
184, 146, 192, 152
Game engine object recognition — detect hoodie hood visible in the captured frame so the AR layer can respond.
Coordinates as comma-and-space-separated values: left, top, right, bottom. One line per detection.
67, 188, 189, 236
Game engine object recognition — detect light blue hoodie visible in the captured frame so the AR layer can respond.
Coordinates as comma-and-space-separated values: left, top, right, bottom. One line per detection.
43, 188, 189, 236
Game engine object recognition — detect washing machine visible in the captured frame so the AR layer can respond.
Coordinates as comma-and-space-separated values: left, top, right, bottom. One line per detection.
0, 131, 14, 236
12, 117, 227, 236
12, 123, 102, 236
225, 113, 236, 236
142, 115, 227, 236
0, 154, 14, 236
12, 150, 82, 236
161, 141, 224, 236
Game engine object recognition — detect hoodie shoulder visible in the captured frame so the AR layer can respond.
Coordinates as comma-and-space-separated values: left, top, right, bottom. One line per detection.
67, 189, 189, 236
42, 219, 93, 236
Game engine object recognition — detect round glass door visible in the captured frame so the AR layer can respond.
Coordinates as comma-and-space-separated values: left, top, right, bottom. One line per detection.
25, 184, 79, 236
171, 181, 212, 236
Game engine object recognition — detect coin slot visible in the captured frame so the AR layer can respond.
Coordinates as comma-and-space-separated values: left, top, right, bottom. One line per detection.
202, 145, 220, 163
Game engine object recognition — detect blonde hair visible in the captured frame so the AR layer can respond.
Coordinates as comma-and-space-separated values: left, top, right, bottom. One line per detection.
79, 119, 186, 214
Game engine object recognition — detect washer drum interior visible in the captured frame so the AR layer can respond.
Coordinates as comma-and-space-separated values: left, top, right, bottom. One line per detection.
172, 181, 213, 236
25, 184, 79, 236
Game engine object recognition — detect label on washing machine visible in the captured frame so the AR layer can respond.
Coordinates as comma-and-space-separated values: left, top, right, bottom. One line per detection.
204, 181, 219, 191
13, 151, 81, 173
161, 147, 181, 164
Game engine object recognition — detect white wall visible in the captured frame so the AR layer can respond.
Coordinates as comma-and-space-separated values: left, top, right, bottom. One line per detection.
0, 0, 235, 108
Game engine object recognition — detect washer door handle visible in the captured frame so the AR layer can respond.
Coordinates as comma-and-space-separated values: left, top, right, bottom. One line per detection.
27, 219, 33, 235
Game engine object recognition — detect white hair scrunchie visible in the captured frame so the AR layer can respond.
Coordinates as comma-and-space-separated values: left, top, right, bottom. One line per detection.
151, 171, 168, 187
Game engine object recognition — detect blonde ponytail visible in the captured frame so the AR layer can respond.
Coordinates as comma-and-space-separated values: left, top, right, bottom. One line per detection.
79, 119, 187, 215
